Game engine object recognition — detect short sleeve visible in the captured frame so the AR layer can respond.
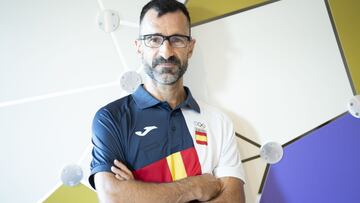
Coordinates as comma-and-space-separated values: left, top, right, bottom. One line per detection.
88, 108, 126, 189
213, 116, 246, 184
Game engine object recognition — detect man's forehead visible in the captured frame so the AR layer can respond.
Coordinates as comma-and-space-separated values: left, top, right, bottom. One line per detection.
140, 9, 189, 35
142, 9, 161, 22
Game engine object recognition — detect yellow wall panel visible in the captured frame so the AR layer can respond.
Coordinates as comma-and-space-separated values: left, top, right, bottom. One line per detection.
186, 0, 268, 25
43, 183, 97, 203
328, 0, 360, 94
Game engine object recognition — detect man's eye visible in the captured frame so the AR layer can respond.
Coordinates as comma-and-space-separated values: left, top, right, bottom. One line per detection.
170, 37, 184, 43
149, 37, 163, 44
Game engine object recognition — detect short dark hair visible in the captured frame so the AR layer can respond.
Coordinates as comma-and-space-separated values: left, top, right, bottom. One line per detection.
140, 0, 191, 29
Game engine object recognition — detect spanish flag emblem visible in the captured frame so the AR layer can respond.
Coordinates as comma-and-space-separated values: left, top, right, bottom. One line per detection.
195, 128, 207, 145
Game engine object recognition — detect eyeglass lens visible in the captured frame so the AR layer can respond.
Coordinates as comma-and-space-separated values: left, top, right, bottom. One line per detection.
144, 35, 188, 48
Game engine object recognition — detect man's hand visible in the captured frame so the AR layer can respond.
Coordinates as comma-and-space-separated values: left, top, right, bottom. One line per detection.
110, 159, 222, 202
111, 159, 134, 181
187, 174, 222, 202
201, 177, 245, 203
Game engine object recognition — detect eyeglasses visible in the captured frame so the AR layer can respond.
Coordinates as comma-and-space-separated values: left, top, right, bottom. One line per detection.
138, 34, 191, 48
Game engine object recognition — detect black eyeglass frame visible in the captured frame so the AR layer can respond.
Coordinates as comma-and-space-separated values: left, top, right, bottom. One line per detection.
138, 34, 192, 48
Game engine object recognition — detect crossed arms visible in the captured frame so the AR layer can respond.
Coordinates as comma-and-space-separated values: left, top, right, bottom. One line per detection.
94, 160, 245, 203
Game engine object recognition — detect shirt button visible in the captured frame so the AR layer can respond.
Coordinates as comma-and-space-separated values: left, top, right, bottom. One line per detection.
171, 126, 176, 131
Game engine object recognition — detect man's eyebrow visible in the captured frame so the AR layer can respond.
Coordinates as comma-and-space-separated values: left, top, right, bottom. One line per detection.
141, 33, 163, 36
142, 33, 190, 37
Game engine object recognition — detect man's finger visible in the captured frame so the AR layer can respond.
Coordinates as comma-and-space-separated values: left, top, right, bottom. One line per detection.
111, 165, 121, 174
115, 174, 125, 181
111, 166, 132, 180
114, 159, 134, 178
114, 160, 132, 173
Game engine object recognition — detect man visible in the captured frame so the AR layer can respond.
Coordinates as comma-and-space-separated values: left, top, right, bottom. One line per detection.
89, 0, 245, 202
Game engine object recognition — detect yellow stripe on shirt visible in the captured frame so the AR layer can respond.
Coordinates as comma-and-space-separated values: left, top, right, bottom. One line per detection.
166, 152, 187, 181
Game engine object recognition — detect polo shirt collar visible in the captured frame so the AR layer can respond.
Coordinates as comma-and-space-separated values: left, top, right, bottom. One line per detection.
181, 86, 200, 113
132, 85, 160, 109
132, 85, 200, 113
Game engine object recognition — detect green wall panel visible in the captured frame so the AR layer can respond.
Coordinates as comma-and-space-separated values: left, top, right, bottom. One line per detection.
329, 0, 360, 94
186, 0, 268, 25
43, 184, 97, 203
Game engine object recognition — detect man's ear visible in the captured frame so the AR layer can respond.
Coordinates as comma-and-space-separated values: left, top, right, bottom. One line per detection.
135, 39, 143, 58
187, 38, 196, 59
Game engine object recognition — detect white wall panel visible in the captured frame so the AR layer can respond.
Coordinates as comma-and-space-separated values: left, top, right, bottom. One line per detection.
100, 0, 148, 23
99, 0, 150, 72
0, 86, 124, 202
111, 26, 141, 71
188, 0, 353, 145
0, 0, 123, 102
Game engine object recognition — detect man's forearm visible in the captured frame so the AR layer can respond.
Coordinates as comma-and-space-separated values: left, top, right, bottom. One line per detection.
204, 177, 245, 203
111, 180, 193, 203
95, 172, 221, 203
96, 173, 193, 203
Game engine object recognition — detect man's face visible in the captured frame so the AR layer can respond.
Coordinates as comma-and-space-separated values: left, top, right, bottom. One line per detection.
136, 9, 195, 85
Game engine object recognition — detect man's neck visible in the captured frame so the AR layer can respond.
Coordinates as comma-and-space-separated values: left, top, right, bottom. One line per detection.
144, 79, 186, 109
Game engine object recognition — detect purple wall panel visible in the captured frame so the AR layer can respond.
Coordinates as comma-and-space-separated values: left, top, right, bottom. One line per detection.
260, 113, 360, 203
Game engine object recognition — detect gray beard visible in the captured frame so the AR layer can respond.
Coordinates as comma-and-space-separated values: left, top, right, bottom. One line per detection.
143, 58, 188, 85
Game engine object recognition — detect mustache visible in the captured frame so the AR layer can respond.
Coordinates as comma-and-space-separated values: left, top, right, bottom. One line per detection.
152, 56, 181, 67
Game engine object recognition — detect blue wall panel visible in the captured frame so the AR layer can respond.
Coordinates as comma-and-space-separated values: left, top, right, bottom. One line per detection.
261, 113, 360, 203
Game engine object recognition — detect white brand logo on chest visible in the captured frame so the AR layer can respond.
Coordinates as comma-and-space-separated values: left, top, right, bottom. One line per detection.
135, 126, 158, 136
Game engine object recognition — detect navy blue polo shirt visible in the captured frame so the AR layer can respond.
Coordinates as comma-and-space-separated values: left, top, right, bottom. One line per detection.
89, 85, 203, 189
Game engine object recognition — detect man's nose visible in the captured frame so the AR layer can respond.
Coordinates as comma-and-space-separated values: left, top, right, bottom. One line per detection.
158, 40, 175, 60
